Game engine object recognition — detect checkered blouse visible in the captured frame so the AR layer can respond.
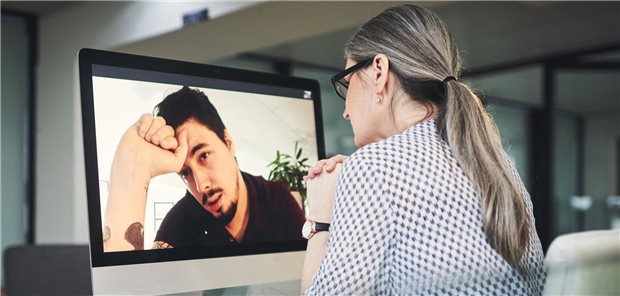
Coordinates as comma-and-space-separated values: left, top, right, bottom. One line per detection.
305, 119, 545, 295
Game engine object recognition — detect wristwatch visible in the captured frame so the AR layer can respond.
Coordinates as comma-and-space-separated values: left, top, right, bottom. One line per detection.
302, 220, 330, 239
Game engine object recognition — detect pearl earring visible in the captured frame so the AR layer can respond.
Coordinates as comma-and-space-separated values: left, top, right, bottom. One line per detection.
376, 96, 383, 103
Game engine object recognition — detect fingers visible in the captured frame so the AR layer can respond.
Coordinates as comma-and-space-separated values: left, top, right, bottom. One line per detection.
144, 116, 167, 142
312, 159, 327, 174
325, 154, 348, 172
134, 114, 177, 149
305, 159, 327, 180
159, 136, 178, 150
312, 160, 326, 174
135, 113, 154, 138
134, 113, 167, 141
174, 130, 189, 164
305, 155, 349, 180
150, 125, 174, 145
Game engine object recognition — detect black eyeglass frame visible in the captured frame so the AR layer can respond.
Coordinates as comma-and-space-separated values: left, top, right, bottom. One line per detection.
330, 58, 373, 100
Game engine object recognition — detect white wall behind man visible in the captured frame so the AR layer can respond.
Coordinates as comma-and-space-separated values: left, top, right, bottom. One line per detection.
36, 1, 258, 243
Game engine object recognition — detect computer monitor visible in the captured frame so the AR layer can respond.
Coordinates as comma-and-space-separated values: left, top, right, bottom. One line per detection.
78, 48, 324, 295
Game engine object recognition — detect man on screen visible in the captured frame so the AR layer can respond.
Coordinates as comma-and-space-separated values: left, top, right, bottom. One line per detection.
103, 86, 305, 251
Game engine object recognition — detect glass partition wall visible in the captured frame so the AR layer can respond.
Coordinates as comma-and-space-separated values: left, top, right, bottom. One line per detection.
466, 49, 620, 248
1, 10, 37, 288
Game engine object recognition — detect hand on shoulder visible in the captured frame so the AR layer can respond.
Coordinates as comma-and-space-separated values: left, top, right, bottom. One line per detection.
304, 154, 348, 180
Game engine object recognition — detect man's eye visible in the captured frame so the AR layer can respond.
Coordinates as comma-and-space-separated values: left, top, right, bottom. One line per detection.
200, 152, 208, 160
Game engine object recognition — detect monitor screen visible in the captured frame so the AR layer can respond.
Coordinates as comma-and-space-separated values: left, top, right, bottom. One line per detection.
79, 48, 324, 294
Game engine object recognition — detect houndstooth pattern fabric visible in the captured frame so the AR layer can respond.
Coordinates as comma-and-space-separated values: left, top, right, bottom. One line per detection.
305, 119, 545, 295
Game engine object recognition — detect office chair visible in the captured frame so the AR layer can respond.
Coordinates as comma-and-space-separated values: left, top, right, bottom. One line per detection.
543, 229, 620, 295
3, 244, 92, 295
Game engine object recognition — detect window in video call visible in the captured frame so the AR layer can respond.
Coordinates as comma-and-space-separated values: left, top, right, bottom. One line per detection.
90, 65, 321, 254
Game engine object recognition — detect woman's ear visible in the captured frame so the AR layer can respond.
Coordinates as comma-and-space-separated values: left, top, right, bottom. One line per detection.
371, 54, 390, 96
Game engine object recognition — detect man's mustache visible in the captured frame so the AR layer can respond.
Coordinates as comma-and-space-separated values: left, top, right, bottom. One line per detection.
202, 188, 223, 205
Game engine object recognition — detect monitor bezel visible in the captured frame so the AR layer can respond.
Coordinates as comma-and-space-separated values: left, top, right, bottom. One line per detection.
78, 48, 325, 268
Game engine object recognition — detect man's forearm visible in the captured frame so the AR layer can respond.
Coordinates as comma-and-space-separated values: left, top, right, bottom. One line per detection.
301, 232, 329, 294
103, 162, 151, 252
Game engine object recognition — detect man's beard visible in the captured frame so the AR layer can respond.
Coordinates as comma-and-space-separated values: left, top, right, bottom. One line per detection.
214, 172, 241, 226
218, 200, 238, 226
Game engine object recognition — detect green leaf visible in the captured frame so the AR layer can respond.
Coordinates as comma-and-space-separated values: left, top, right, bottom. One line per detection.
267, 140, 313, 189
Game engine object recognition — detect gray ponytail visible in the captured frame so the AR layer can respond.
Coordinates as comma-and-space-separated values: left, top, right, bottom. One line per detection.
443, 81, 530, 272
345, 4, 530, 272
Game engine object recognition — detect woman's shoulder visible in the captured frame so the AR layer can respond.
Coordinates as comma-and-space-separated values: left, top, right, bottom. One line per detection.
346, 119, 443, 169
344, 138, 394, 171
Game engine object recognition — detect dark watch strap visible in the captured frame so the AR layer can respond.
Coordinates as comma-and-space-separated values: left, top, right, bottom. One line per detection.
314, 222, 330, 232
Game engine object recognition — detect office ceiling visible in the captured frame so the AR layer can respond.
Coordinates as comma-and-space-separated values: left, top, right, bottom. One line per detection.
250, 2, 619, 69
1, 1, 75, 15
248, 1, 620, 115
3, 1, 618, 115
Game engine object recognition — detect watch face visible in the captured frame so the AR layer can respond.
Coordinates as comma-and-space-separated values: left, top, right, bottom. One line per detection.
302, 221, 312, 239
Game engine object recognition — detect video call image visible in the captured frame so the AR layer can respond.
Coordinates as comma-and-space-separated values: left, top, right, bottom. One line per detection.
92, 76, 318, 252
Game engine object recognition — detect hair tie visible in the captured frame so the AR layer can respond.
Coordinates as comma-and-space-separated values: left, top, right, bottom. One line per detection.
442, 76, 457, 83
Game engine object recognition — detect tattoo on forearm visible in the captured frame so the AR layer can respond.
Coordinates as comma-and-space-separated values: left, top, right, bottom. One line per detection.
152, 241, 173, 249
103, 225, 111, 244
124, 222, 144, 250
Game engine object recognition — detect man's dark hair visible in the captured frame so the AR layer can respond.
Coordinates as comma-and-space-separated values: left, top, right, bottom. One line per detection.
154, 86, 226, 143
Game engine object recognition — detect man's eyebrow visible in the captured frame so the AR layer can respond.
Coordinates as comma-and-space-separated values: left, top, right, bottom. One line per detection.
190, 143, 208, 157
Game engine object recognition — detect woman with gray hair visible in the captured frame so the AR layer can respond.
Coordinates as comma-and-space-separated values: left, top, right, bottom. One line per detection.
301, 4, 545, 295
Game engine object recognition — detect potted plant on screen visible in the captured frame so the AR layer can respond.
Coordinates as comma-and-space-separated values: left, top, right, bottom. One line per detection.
267, 141, 310, 214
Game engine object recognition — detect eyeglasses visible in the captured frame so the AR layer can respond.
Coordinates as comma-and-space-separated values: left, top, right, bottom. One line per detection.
330, 58, 373, 100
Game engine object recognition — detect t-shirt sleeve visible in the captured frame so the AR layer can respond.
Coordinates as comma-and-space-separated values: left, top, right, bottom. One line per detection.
154, 207, 182, 246
304, 154, 394, 295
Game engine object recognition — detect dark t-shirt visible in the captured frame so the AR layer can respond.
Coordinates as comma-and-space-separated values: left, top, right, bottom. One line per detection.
154, 172, 305, 247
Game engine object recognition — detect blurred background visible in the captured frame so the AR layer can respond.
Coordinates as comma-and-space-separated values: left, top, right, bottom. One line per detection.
1, 0, 619, 291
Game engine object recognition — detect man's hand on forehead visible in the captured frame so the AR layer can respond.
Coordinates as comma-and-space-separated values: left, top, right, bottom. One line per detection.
135, 114, 179, 150
116, 113, 189, 177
